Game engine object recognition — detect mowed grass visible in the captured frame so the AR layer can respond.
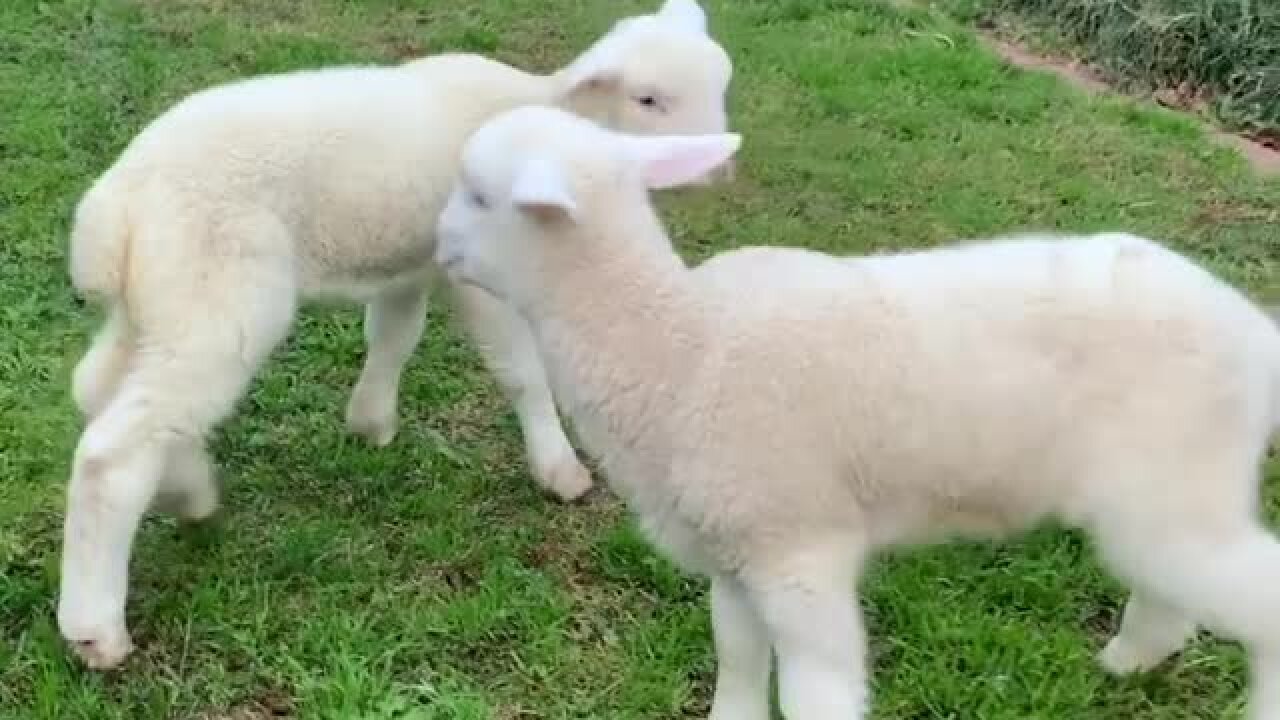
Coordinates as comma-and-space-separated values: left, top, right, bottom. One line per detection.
2, 0, 1279, 717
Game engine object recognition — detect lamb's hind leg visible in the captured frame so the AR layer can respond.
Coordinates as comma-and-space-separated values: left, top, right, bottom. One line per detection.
1098, 593, 1197, 674
59, 323, 292, 668
58, 379, 164, 669
72, 302, 134, 419
58, 235, 296, 670
347, 282, 430, 446
72, 305, 218, 521
1095, 492, 1280, 719
152, 437, 219, 522
454, 283, 591, 501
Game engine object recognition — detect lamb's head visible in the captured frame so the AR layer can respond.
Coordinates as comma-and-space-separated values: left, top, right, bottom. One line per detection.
555, 0, 735, 182
435, 105, 740, 305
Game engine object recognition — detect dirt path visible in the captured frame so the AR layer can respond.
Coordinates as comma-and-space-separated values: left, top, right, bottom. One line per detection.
984, 36, 1280, 177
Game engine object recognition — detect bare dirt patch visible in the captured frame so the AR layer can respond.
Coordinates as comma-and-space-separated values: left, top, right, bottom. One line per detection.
983, 36, 1280, 177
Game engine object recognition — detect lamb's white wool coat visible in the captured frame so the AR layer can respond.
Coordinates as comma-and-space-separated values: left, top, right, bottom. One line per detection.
437, 106, 1280, 720
58, 0, 733, 670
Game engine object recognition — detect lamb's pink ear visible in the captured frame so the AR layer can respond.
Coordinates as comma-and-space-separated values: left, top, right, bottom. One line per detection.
511, 155, 579, 223
658, 0, 707, 33
624, 133, 742, 189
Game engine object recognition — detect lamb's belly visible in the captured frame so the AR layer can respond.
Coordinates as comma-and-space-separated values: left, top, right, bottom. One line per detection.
302, 268, 438, 305
865, 492, 1052, 549
297, 224, 440, 303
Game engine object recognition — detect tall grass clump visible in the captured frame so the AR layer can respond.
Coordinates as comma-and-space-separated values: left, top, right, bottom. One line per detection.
963, 0, 1279, 137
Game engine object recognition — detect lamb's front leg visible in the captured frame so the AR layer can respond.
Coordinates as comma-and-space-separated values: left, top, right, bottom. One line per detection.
453, 283, 591, 502
745, 546, 869, 720
708, 575, 771, 720
346, 283, 430, 446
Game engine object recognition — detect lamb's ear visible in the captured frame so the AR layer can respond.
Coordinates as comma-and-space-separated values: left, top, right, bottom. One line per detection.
559, 38, 623, 99
624, 133, 742, 189
511, 155, 579, 223
658, 0, 707, 33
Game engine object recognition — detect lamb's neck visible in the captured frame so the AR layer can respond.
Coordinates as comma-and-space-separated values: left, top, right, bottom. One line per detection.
526, 220, 710, 464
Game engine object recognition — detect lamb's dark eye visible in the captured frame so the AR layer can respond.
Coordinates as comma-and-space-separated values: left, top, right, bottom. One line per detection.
468, 190, 488, 209
635, 94, 660, 109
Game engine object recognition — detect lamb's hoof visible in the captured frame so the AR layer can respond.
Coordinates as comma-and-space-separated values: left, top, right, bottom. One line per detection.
181, 489, 220, 523
345, 380, 401, 447
63, 625, 133, 670
352, 421, 396, 448
538, 456, 594, 503
1098, 636, 1165, 676
345, 405, 398, 448
156, 480, 220, 522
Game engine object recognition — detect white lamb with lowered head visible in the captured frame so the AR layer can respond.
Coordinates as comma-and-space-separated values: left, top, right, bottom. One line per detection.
434, 105, 1280, 720
58, 0, 733, 669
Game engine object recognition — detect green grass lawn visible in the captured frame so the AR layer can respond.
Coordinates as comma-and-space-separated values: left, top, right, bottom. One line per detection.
2, 0, 1278, 718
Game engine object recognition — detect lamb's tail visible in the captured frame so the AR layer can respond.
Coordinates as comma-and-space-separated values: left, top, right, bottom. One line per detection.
68, 178, 131, 301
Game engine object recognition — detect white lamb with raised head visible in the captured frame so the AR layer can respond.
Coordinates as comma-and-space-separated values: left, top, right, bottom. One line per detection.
434, 105, 1280, 720
58, 0, 732, 670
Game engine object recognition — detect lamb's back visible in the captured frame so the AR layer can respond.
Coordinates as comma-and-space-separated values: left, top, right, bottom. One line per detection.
95, 55, 548, 291
687, 234, 1271, 541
